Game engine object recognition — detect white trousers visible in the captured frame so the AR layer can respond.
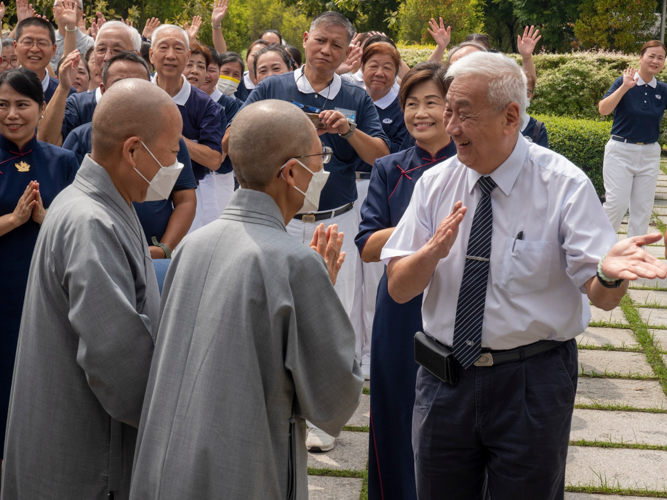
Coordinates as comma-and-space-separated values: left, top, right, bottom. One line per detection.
286, 207, 358, 316
189, 172, 235, 234
603, 139, 661, 237
349, 179, 383, 365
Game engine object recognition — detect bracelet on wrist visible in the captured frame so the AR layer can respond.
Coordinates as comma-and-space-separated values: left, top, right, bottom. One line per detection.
151, 237, 171, 259
65, 25, 77, 32
597, 253, 624, 288
211, 23, 222, 30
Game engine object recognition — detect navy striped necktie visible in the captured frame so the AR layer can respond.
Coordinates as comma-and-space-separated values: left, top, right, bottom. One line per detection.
452, 175, 497, 369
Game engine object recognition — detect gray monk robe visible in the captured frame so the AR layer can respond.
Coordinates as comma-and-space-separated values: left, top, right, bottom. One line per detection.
130, 188, 363, 500
1, 156, 159, 500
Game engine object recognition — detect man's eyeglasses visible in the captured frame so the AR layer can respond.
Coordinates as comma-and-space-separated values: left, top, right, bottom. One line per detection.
277, 146, 333, 177
18, 39, 52, 49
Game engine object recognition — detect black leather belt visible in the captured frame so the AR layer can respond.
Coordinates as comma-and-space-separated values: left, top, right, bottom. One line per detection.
293, 202, 354, 223
611, 135, 653, 146
473, 339, 562, 367
355, 172, 371, 180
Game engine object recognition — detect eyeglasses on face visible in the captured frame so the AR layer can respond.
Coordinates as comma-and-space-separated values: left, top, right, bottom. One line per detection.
18, 39, 52, 49
276, 146, 333, 177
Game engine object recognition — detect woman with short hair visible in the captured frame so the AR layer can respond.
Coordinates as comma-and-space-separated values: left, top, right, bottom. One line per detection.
252, 45, 292, 84
355, 61, 456, 500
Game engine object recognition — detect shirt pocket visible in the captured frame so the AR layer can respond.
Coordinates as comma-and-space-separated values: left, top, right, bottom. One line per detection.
499, 238, 553, 295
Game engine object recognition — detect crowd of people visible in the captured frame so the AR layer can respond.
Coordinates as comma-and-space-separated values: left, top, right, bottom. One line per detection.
1, 0, 667, 499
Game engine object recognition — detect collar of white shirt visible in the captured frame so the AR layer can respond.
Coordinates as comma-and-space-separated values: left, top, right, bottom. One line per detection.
243, 71, 256, 90
95, 86, 102, 103
372, 87, 398, 110
635, 72, 657, 88
40, 70, 50, 93
520, 111, 530, 133
209, 87, 222, 102
151, 73, 191, 106
466, 134, 528, 196
293, 66, 342, 100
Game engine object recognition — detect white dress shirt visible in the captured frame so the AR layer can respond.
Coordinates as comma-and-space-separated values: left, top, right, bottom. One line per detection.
381, 134, 618, 350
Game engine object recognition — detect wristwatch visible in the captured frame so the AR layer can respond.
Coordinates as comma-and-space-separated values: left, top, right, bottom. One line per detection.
338, 121, 356, 140
151, 236, 172, 259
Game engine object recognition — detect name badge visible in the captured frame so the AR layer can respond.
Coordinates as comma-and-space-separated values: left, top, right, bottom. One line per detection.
335, 107, 357, 123
382, 118, 394, 124
657, 94, 662, 100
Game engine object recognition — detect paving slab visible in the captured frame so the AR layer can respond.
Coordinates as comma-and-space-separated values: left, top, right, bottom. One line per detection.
565, 446, 667, 491
632, 276, 667, 289
628, 288, 667, 307
577, 327, 638, 349
570, 408, 667, 445
649, 329, 667, 351
307, 431, 368, 472
654, 206, 667, 215
589, 306, 628, 325
576, 377, 667, 410
646, 245, 667, 258
308, 476, 363, 500
346, 393, 369, 428
638, 307, 667, 327
578, 350, 654, 377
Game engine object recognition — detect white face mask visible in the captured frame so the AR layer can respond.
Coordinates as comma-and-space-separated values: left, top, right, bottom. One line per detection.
217, 75, 240, 96
134, 141, 184, 201
281, 159, 330, 214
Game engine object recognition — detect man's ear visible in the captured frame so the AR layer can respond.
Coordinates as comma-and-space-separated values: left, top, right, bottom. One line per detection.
503, 102, 521, 136
123, 136, 141, 168
280, 158, 298, 188
302, 32, 309, 51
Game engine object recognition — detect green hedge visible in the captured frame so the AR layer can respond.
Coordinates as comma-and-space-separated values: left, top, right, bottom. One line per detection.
533, 114, 612, 197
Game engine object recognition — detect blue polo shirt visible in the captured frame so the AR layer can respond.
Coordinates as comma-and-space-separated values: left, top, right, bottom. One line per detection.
211, 88, 242, 175
44, 75, 76, 104
521, 115, 549, 148
159, 76, 223, 181
355, 92, 406, 173
61, 122, 197, 244
61, 89, 98, 140
604, 74, 667, 143
242, 67, 390, 210
233, 72, 254, 101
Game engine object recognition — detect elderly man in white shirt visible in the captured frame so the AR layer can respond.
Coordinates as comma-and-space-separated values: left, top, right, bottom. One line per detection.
382, 52, 667, 500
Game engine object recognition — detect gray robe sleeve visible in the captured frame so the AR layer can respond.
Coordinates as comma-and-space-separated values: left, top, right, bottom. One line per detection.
285, 252, 363, 436
59, 217, 155, 427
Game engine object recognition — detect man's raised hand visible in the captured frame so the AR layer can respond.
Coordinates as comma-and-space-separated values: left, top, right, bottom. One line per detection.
426, 201, 467, 260
602, 233, 667, 281
142, 17, 160, 40
517, 26, 541, 58
310, 223, 346, 285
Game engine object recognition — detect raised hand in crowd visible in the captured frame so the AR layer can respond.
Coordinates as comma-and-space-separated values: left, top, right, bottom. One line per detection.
517, 25, 541, 81
58, 49, 79, 90
15, 0, 35, 22
309, 223, 346, 285
77, 15, 86, 34
184, 15, 202, 45
143, 17, 160, 40
211, 0, 230, 52
60, 0, 78, 30
121, 17, 133, 27
427, 17, 451, 63
335, 43, 362, 75
0, 2, 6, 22
622, 65, 638, 89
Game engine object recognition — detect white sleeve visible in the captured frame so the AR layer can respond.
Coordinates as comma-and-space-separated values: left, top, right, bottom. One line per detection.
380, 176, 433, 264
559, 178, 619, 290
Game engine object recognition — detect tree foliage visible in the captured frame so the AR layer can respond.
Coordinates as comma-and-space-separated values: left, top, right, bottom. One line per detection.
510, 0, 580, 52
574, 0, 658, 52
397, 0, 484, 45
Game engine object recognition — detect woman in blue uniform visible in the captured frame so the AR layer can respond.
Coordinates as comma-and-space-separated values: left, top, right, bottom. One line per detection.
352, 41, 408, 378
599, 40, 667, 237
0, 68, 79, 460
355, 62, 456, 500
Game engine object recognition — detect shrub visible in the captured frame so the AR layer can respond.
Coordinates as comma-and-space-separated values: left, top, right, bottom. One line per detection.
533, 114, 612, 197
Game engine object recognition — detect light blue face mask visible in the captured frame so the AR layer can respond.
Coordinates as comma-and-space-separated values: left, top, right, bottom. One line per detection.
280, 159, 330, 214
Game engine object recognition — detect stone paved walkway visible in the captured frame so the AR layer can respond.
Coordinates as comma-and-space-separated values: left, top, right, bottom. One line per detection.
307, 170, 667, 499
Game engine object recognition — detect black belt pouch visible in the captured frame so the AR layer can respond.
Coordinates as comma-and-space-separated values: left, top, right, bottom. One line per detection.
414, 331, 458, 385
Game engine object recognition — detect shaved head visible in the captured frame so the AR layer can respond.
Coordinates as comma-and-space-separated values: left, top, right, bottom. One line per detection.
229, 99, 316, 190
92, 79, 181, 157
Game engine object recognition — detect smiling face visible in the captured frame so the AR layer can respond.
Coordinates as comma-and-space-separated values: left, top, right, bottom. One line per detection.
220, 61, 243, 81
640, 47, 666, 77
303, 23, 350, 75
202, 63, 220, 95
362, 52, 397, 97
403, 80, 447, 148
0, 83, 43, 147
445, 76, 520, 174
255, 51, 290, 83
72, 58, 90, 93
183, 52, 207, 88
15, 26, 56, 79
150, 28, 190, 81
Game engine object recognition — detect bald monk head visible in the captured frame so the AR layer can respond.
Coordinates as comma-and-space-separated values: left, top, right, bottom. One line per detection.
91, 78, 183, 205
229, 99, 324, 223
